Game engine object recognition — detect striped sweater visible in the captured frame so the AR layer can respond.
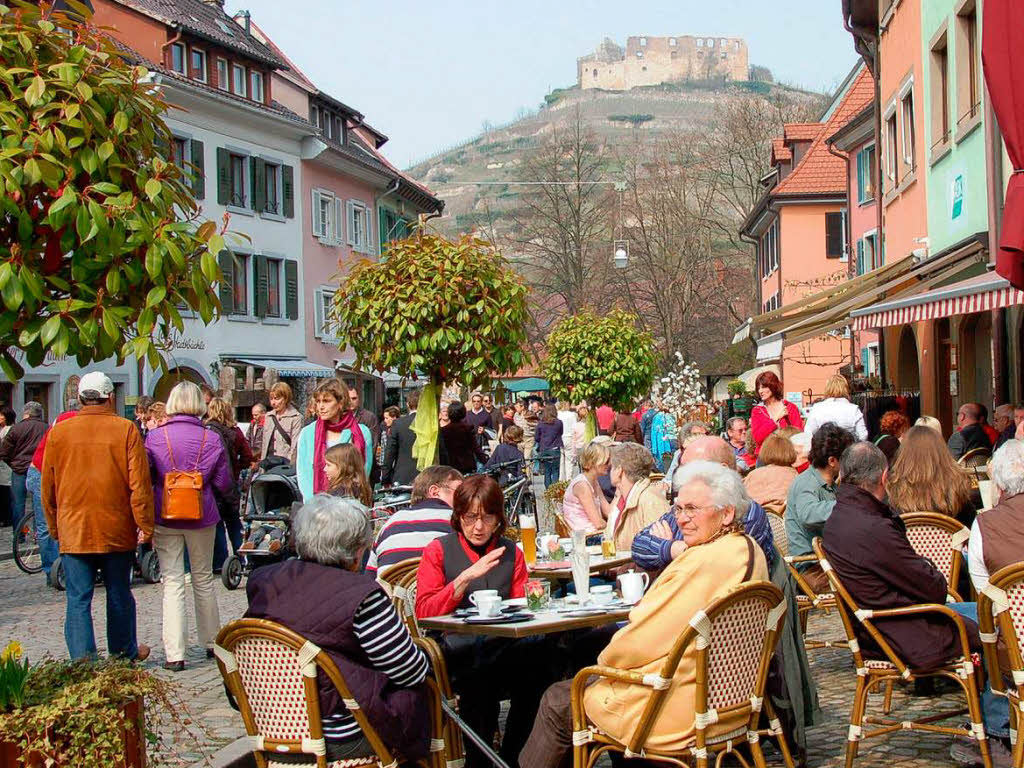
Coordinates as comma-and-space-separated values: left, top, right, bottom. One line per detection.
366, 500, 454, 574
321, 589, 429, 741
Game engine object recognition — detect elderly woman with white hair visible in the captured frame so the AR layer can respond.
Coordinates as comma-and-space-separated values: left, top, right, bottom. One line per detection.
244, 494, 433, 762
520, 460, 769, 766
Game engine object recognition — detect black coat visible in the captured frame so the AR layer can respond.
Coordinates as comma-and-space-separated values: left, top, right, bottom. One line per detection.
823, 484, 978, 671
439, 421, 486, 474
382, 412, 418, 486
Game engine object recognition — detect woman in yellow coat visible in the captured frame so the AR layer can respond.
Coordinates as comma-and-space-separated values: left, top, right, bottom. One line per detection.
519, 460, 768, 767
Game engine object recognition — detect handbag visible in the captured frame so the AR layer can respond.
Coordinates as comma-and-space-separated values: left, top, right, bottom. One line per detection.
161, 428, 207, 522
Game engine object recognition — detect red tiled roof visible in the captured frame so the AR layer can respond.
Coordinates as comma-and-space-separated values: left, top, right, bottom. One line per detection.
771, 138, 792, 163
783, 122, 821, 141
773, 68, 874, 197
247, 20, 316, 92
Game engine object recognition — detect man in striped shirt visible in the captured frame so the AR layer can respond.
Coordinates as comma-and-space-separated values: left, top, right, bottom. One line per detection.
366, 465, 463, 575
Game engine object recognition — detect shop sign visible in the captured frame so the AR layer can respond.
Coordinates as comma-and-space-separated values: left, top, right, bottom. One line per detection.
951, 174, 964, 220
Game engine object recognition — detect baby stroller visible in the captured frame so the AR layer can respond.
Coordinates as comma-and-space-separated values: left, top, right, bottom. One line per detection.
221, 465, 301, 590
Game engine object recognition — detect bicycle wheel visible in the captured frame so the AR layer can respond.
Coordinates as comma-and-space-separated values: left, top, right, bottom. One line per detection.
13, 512, 42, 574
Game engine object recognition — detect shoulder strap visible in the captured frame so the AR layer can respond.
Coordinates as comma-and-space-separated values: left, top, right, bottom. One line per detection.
270, 414, 293, 446
193, 428, 208, 471
742, 535, 756, 582
163, 428, 177, 472
873, 434, 887, 446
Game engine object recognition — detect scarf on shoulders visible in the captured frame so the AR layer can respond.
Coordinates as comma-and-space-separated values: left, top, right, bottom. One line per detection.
312, 410, 366, 494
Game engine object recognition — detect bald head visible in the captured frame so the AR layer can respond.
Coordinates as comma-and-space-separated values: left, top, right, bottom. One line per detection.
682, 436, 737, 470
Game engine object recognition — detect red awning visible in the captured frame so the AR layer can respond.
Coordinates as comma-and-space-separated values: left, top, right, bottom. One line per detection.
983, 0, 1024, 288
850, 273, 1024, 330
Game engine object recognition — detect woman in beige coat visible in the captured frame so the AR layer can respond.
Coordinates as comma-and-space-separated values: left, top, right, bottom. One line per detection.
605, 442, 668, 552
520, 460, 768, 766
743, 432, 799, 511
260, 382, 303, 465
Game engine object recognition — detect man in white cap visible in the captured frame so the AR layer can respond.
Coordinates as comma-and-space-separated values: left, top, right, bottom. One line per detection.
42, 372, 154, 661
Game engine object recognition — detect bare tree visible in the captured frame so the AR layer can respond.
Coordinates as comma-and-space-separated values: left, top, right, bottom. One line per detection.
507, 107, 615, 336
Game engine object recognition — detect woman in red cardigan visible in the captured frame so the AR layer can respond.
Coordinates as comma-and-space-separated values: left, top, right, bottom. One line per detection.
416, 474, 543, 767
749, 371, 804, 457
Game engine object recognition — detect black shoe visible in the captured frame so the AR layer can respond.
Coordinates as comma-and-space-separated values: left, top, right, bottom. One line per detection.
206, 648, 215, 659
163, 660, 185, 672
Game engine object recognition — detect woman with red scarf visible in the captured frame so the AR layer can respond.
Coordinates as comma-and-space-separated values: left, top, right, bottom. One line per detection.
296, 379, 372, 500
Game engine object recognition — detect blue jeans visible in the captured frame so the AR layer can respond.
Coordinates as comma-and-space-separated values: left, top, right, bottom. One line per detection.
212, 517, 243, 571
949, 601, 1011, 738
63, 551, 138, 660
539, 449, 561, 489
25, 467, 58, 576
10, 472, 27, 527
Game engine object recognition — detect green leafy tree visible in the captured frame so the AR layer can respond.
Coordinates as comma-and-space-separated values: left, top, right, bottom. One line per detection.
0, 3, 224, 380
542, 309, 657, 411
331, 232, 529, 463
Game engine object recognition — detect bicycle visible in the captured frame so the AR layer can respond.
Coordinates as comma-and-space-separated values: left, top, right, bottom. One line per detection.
13, 511, 42, 574
476, 459, 536, 528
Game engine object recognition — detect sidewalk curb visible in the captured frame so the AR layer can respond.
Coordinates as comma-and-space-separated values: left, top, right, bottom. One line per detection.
189, 738, 255, 768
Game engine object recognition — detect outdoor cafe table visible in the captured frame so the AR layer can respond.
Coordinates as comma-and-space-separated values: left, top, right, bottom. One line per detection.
526, 552, 633, 580
418, 603, 631, 639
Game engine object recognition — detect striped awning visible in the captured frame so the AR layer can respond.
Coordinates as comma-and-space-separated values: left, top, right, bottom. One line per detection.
850, 272, 1024, 330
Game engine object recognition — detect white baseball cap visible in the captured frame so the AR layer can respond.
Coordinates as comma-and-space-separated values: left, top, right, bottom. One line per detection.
78, 371, 114, 397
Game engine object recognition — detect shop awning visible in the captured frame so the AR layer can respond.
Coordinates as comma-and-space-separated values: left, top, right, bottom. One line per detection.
850, 272, 1024, 329
232, 358, 336, 378
502, 377, 549, 393
756, 334, 783, 364
749, 233, 988, 348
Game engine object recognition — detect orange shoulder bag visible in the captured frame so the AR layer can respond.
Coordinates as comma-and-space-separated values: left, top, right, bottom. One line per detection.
161, 429, 207, 522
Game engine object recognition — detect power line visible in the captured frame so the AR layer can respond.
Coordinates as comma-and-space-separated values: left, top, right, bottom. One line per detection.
456, 180, 628, 189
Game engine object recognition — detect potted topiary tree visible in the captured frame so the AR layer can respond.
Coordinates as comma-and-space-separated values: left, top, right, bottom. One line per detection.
542, 310, 658, 438
331, 231, 530, 467
726, 379, 754, 419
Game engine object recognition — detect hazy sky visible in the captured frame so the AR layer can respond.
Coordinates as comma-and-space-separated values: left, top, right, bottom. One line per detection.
230, 1, 860, 169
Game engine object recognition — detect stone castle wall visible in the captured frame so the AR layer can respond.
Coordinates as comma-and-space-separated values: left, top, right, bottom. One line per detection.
578, 35, 748, 91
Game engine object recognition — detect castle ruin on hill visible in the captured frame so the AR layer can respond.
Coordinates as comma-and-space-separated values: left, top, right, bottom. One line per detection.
578, 35, 749, 91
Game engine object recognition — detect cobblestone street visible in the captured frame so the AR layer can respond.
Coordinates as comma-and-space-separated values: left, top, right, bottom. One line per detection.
0, 555, 976, 767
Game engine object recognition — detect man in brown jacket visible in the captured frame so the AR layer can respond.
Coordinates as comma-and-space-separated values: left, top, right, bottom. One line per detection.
42, 372, 154, 661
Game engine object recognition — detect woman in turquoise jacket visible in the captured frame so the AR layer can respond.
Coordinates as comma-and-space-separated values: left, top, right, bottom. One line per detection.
296, 379, 373, 500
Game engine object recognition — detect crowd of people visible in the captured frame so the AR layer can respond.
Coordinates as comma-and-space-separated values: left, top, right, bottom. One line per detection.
10, 364, 1024, 768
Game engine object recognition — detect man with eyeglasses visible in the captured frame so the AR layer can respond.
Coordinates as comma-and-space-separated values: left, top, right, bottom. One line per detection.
366, 465, 463, 576
948, 402, 992, 460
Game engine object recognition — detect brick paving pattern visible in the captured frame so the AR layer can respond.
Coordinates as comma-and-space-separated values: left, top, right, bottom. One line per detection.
0, 554, 973, 767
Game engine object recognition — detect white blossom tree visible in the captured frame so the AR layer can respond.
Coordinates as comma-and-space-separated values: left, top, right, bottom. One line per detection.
651, 352, 710, 424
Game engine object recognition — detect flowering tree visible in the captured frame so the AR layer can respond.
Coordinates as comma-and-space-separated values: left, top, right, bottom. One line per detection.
651, 352, 709, 424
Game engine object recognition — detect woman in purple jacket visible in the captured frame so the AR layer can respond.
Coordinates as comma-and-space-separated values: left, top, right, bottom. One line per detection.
146, 382, 234, 671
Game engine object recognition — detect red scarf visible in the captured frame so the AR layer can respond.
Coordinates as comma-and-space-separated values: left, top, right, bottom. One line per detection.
312, 410, 366, 493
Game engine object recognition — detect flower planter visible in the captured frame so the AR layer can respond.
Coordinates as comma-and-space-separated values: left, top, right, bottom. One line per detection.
0, 696, 146, 767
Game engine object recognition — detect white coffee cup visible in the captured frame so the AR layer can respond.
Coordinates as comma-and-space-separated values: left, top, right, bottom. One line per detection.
591, 584, 614, 605
617, 570, 650, 604
469, 591, 502, 617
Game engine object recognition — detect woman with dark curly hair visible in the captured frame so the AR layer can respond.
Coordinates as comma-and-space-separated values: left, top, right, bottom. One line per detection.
749, 371, 804, 457
874, 410, 910, 465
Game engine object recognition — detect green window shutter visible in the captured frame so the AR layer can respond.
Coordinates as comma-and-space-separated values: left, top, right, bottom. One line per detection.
190, 139, 205, 200
856, 150, 865, 203
254, 254, 268, 318
856, 240, 865, 276
216, 147, 231, 206
282, 165, 294, 218
217, 250, 234, 314
285, 259, 299, 320
251, 157, 266, 213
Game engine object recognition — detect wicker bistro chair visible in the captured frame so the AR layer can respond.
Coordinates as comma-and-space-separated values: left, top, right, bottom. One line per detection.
959, 448, 992, 487
570, 581, 795, 768
214, 618, 447, 768
764, 506, 841, 650
811, 538, 993, 768
376, 557, 421, 600
977, 562, 1024, 768
900, 513, 969, 601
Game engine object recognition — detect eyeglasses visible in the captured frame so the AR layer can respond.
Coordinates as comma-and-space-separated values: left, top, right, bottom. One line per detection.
674, 503, 724, 518
462, 513, 498, 526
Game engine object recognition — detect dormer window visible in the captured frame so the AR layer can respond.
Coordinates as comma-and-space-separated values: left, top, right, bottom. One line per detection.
232, 63, 246, 96
170, 42, 186, 74
250, 71, 264, 103
324, 111, 333, 140
216, 58, 229, 90
190, 48, 206, 82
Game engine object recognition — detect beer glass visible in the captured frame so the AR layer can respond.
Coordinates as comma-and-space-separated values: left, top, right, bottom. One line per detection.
519, 513, 537, 566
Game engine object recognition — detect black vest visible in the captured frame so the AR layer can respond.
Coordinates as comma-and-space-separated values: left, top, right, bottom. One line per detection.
439, 533, 516, 608
245, 559, 429, 758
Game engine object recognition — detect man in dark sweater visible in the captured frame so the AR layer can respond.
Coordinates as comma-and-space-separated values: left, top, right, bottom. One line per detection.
0, 401, 47, 529
948, 402, 992, 460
